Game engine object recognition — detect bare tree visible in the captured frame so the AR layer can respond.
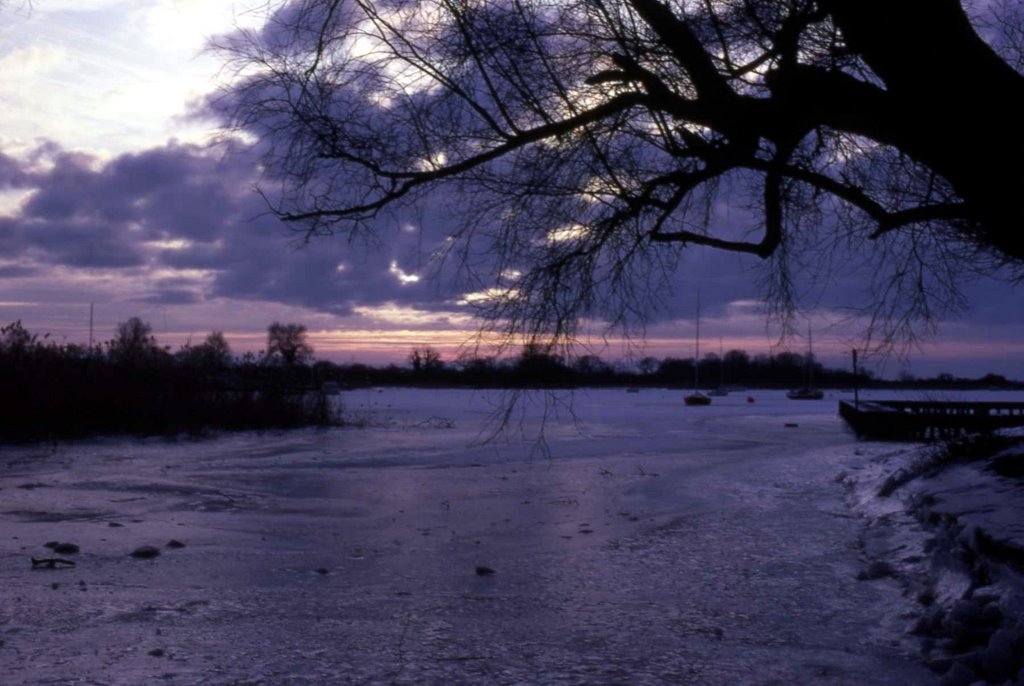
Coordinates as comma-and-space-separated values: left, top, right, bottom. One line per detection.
216, 0, 1023, 351
409, 346, 443, 373
267, 322, 313, 365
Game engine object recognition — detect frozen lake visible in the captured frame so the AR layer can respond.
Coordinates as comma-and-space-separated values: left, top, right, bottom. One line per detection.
6, 387, 1007, 684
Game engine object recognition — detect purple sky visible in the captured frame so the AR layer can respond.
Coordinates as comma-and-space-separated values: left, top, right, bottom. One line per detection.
1, 1, 1022, 380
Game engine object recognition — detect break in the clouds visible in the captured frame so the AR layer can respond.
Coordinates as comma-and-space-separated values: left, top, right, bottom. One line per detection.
0, 0, 271, 155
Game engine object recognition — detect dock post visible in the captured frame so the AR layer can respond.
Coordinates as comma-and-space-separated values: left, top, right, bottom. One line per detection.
852, 349, 860, 410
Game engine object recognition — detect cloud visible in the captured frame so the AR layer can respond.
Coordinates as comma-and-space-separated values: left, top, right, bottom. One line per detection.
8, 133, 1017, 339
0, 138, 465, 321
0, 152, 32, 188
0, 263, 38, 278
0, 44, 66, 84
0, 127, 1020, 376
0, 1, 269, 155
133, 288, 204, 305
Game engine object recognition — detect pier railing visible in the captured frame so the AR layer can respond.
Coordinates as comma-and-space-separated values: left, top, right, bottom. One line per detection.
839, 399, 1024, 441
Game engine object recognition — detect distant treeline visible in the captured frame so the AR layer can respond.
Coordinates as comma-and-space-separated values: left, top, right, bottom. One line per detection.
340, 345, 1023, 391
0, 320, 335, 442
3, 320, 1020, 442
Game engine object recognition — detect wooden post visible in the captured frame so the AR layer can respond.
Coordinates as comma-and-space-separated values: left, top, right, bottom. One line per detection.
852, 349, 860, 409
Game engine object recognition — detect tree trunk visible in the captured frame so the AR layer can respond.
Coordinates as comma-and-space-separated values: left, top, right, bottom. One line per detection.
823, 0, 1024, 258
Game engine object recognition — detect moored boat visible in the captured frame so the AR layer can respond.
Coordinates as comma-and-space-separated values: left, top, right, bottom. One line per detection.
788, 326, 823, 400
786, 387, 824, 400
685, 292, 711, 406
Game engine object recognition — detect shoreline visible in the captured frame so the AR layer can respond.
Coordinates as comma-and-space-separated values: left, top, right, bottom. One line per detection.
842, 435, 1024, 685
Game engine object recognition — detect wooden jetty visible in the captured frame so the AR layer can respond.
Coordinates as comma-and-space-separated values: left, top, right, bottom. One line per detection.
839, 399, 1024, 441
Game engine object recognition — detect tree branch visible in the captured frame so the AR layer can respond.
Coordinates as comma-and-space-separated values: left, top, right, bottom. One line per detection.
281, 92, 646, 223
627, 0, 736, 103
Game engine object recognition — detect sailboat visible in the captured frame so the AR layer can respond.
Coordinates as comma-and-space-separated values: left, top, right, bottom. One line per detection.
787, 326, 825, 400
684, 293, 712, 406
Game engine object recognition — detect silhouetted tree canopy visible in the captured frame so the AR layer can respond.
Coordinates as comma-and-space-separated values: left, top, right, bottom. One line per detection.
0, 321, 40, 356
0, 320, 338, 441
180, 331, 233, 370
108, 317, 160, 366
267, 321, 314, 365
202, 331, 232, 365
218, 0, 1024, 349
409, 346, 444, 373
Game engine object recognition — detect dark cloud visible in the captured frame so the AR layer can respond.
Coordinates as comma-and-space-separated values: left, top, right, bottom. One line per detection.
208, 1, 362, 58
133, 289, 203, 305
0, 264, 38, 278
195, 11, 771, 328
19, 144, 246, 242
201, 218, 441, 317
22, 152, 105, 220
0, 139, 463, 319
0, 151, 30, 188
25, 219, 145, 268
1, 132, 1017, 345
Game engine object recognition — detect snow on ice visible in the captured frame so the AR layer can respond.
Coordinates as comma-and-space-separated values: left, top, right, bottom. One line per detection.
2, 387, 1021, 684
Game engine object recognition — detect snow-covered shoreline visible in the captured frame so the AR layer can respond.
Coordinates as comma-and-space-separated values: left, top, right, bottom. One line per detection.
841, 435, 1024, 686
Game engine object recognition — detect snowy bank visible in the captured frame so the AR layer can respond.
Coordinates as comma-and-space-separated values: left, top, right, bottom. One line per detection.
842, 434, 1024, 686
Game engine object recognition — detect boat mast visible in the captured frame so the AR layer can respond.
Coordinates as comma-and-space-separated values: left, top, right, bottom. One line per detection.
694, 291, 701, 391
719, 337, 725, 389
807, 325, 814, 389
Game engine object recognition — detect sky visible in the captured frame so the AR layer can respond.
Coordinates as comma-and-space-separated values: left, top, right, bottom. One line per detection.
1, 0, 1023, 380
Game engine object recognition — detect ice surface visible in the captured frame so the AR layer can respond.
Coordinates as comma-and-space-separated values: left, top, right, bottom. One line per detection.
1, 387, 992, 684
